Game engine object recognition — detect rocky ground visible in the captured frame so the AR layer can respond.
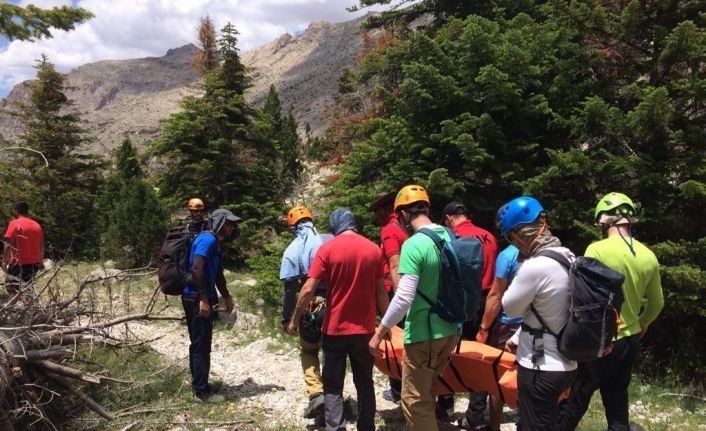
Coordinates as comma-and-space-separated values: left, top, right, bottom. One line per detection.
128, 310, 519, 430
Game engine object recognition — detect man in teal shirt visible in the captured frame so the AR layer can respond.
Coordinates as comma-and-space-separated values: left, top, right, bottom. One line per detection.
558, 192, 664, 431
369, 185, 461, 431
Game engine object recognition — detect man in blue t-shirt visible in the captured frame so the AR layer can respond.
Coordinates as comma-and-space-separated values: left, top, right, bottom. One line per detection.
182, 208, 241, 403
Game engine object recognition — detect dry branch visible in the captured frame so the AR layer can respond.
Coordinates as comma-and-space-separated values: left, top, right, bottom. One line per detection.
44, 372, 113, 421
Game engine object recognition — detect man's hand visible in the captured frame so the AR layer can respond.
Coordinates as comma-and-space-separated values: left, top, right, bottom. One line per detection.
639, 324, 648, 339
368, 326, 391, 358
286, 319, 299, 336
198, 298, 211, 318
223, 296, 235, 313
476, 327, 489, 344
504, 338, 517, 354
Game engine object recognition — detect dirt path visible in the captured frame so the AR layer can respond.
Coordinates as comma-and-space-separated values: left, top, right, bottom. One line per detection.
129, 314, 519, 430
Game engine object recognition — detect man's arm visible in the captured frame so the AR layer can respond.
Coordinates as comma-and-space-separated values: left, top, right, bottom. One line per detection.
477, 277, 509, 343
281, 279, 299, 326
388, 253, 401, 291
368, 273, 419, 357
639, 265, 664, 337
191, 256, 212, 317
375, 277, 389, 316
287, 277, 321, 335
501, 264, 536, 318
215, 267, 234, 313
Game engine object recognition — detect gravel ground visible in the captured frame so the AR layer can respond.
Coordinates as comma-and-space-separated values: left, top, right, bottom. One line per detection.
128, 313, 520, 431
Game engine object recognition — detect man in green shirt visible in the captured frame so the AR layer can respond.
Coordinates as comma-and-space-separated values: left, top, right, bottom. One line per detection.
558, 192, 664, 431
369, 185, 461, 431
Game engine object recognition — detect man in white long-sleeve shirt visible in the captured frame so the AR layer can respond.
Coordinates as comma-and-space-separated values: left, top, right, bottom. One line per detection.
497, 196, 577, 431
369, 185, 461, 431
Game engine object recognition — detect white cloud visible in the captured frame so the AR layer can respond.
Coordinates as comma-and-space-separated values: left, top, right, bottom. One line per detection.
0, 0, 389, 96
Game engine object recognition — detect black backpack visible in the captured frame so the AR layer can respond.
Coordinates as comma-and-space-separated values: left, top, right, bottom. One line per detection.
418, 227, 484, 324
157, 226, 196, 296
530, 249, 625, 362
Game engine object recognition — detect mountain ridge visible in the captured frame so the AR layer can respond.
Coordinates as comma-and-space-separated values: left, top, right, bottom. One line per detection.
0, 15, 367, 152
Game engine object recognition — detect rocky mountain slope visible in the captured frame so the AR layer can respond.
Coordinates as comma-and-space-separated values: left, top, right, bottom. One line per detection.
0, 16, 365, 152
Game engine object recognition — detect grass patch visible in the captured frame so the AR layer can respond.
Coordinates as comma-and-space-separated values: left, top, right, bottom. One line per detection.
69, 345, 260, 431
577, 377, 706, 430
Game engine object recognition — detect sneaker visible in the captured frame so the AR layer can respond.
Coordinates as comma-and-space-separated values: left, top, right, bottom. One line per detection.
382, 389, 401, 403
194, 393, 225, 403
303, 393, 325, 418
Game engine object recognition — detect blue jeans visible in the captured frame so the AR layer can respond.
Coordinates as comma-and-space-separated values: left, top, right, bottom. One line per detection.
182, 296, 216, 396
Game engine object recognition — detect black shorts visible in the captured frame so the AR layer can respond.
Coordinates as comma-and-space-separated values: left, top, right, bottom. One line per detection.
487, 320, 520, 350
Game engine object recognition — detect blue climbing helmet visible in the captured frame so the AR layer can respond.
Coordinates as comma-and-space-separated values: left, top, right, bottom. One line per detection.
497, 196, 545, 236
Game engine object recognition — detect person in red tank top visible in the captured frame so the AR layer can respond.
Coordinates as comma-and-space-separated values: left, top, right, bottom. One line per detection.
2, 201, 45, 296
369, 191, 409, 404
441, 201, 500, 430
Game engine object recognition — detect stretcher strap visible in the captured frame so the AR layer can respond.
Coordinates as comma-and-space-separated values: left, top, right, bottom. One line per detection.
491, 350, 506, 404
438, 374, 454, 394
383, 338, 402, 379
447, 354, 476, 393
383, 339, 392, 375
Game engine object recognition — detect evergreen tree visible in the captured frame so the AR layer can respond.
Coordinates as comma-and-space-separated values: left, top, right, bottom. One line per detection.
192, 15, 219, 77
333, 2, 705, 377
11, 55, 103, 258
252, 85, 303, 201
0, 3, 93, 41
99, 137, 167, 268
151, 22, 254, 209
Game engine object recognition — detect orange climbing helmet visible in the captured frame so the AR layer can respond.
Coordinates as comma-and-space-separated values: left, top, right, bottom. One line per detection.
394, 185, 430, 211
288, 206, 313, 227
188, 198, 205, 210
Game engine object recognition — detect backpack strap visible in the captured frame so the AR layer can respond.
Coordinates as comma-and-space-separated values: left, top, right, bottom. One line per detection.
534, 248, 572, 270
523, 249, 570, 367
416, 227, 445, 309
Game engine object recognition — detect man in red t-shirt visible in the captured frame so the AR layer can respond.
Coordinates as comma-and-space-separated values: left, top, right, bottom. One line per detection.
369, 191, 409, 403
2, 201, 44, 296
288, 207, 389, 431
442, 201, 500, 430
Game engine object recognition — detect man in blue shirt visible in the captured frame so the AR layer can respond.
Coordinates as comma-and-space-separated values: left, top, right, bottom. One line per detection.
279, 206, 329, 422
182, 208, 241, 402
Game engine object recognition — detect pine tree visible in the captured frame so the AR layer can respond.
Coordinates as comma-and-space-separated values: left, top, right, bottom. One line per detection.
0, 3, 93, 41
151, 22, 254, 209
12, 55, 103, 258
252, 85, 302, 201
98, 137, 167, 268
333, 2, 706, 378
192, 15, 219, 77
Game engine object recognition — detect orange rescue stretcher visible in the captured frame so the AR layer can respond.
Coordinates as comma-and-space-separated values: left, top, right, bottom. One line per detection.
374, 326, 520, 408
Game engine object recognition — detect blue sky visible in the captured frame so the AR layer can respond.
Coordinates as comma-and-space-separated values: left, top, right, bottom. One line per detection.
0, 0, 389, 97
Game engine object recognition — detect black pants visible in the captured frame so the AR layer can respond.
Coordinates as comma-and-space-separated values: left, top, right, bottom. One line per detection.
517, 366, 577, 431
322, 333, 375, 431
182, 297, 216, 397
557, 335, 641, 431
5, 263, 40, 295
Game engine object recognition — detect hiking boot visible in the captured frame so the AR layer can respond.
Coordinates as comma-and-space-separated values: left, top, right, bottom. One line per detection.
382, 389, 401, 403
303, 393, 325, 418
194, 393, 225, 403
